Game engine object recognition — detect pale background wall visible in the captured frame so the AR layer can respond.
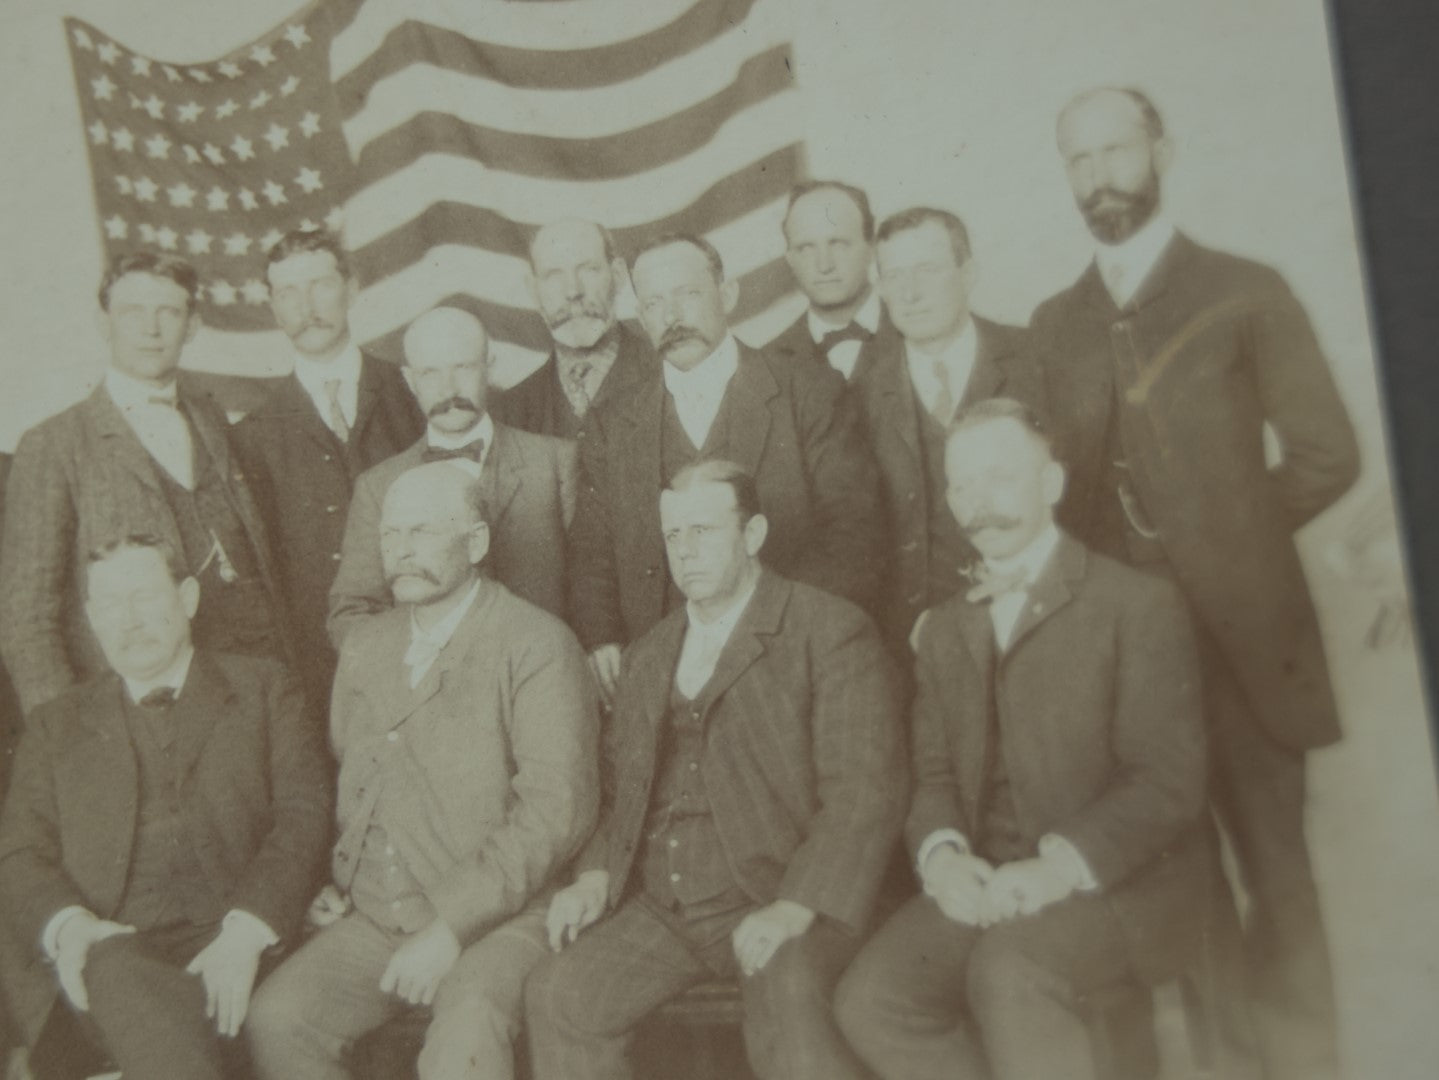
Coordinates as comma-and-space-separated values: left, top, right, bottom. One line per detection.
0, 1, 1435, 1075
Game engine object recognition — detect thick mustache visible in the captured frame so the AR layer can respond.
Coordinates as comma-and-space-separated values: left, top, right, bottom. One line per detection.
659, 324, 704, 349
386, 566, 440, 586
553, 304, 607, 325
427, 396, 478, 418
962, 514, 1023, 536
1081, 187, 1144, 213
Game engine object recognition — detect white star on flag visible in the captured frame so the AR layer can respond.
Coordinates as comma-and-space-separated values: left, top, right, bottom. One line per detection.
283, 24, 310, 49
142, 94, 166, 120
250, 44, 276, 67
237, 188, 259, 211
176, 102, 203, 122
206, 187, 230, 211
215, 99, 239, 119
167, 182, 196, 208
210, 281, 237, 306
230, 135, 255, 161
155, 226, 178, 251
298, 218, 319, 232
161, 64, 181, 82
130, 56, 152, 77
260, 228, 285, 250
223, 232, 252, 256
218, 61, 243, 79
249, 90, 272, 110
88, 121, 108, 145
114, 176, 133, 196
295, 167, 323, 193
103, 215, 128, 239
91, 75, 116, 101
111, 128, 135, 152
263, 124, 289, 152
241, 280, 270, 304
186, 229, 213, 254
73, 27, 93, 50
182, 145, 202, 164
144, 133, 171, 159
96, 41, 120, 65
298, 112, 321, 137
202, 143, 225, 166
188, 68, 212, 83
279, 75, 301, 97
263, 180, 287, 205
133, 177, 158, 202
138, 224, 157, 243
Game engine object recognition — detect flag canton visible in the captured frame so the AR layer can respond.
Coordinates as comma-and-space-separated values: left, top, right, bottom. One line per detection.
65, 15, 354, 331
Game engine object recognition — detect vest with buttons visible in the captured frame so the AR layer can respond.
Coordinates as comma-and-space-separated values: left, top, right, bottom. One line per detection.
915, 390, 973, 606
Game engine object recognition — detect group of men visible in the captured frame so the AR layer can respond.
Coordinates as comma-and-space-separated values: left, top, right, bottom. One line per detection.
0, 85, 1358, 1080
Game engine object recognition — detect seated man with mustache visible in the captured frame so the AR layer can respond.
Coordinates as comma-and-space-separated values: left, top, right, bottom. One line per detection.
328, 306, 578, 648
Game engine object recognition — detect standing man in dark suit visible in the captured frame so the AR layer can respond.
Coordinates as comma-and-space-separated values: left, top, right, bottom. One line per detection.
0, 252, 287, 716
528, 459, 906, 1080
328, 306, 576, 649
837, 400, 1218, 1080
767, 181, 888, 385
0, 534, 330, 1079
493, 218, 652, 439
1031, 87, 1360, 1079
568, 234, 882, 705
232, 231, 424, 717
855, 207, 1043, 653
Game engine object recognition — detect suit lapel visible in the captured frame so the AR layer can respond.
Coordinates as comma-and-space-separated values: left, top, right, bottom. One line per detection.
618, 375, 665, 508
634, 613, 688, 740
875, 342, 923, 468
929, 601, 996, 825
270, 375, 343, 455
961, 318, 1007, 408
693, 572, 786, 713
1000, 534, 1085, 660
483, 423, 524, 527
168, 651, 232, 786
85, 386, 163, 492
351, 356, 384, 442
720, 347, 775, 478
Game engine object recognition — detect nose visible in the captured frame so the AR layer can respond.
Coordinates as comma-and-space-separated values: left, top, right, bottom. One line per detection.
140, 307, 162, 336
674, 530, 699, 560
815, 245, 836, 274
561, 270, 583, 300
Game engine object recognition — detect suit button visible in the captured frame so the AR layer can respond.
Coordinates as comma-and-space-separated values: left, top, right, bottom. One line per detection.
670, 873, 681, 883
332, 553, 342, 562
907, 492, 918, 502
323, 454, 334, 463
387, 732, 398, 743
337, 851, 349, 862
326, 504, 339, 513
688, 762, 698, 772
668, 838, 679, 849
644, 567, 658, 578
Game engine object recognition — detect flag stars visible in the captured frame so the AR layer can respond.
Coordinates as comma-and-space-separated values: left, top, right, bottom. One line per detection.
298, 112, 322, 138
103, 215, 128, 240
188, 68, 212, 83
182, 145, 202, 165
72, 27, 94, 50
176, 102, 203, 123
215, 100, 239, 120
230, 135, 255, 161
218, 61, 244, 79
223, 233, 252, 256
96, 41, 121, 65
133, 177, 159, 202
283, 24, 311, 49
114, 176, 133, 196
237, 188, 259, 211
203, 144, 225, 166
155, 226, 178, 251
130, 56, 152, 77
249, 90, 272, 110
324, 207, 345, 232
250, 44, 276, 67
167, 182, 197, 208
111, 128, 135, 152
241, 279, 270, 305
295, 167, 323, 193
263, 180, 288, 206
260, 229, 285, 251
298, 218, 319, 233
162, 64, 182, 83
263, 124, 289, 152
91, 75, 116, 101
88, 121, 108, 145
144, 133, 171, 159
205, 187, 230, 211
279, 75, 301, 97
210, 280, 237, 306
138, 224, 158, 244
186, 229, 213, 255
141, 95, 166, 120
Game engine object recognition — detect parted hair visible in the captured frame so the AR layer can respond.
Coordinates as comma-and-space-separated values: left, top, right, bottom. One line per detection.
665, 458, 763, 524
264, 228, 352, 280
85, 532, 188, 586
875, 207, 973, 266
629, 232, 725, 284
948, 397, 1054, 457
98, 252, 200, 313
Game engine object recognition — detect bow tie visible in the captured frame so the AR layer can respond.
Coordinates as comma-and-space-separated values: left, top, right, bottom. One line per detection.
421, 438, 485, 464
815, 323, 871, 354
147, 394, 179, 409
963, 563, 1030, 604
137, 686, 177, 709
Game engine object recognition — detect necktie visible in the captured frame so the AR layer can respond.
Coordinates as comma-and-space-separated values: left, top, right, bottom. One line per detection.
138, 686, 177, 709
421, 438, 485, 465
964, 563, 1029, 605
564, 360, 594, 419
815, 322, 871, 356
148, 394, 177, 409
324, 378, 351, 443
930, 356, 956, 425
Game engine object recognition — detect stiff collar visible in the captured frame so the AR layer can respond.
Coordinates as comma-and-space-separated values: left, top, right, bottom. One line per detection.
1095, 213, 1176, 301
426, 410, 495, 470
104, 366, 178, 410
291, 341, 362, 399
983, 521, 1062, 587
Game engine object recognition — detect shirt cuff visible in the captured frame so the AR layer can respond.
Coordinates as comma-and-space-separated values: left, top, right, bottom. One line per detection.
223, 909, 280, 951
1039, 834, 1099, 892
41, 906, 93, 961
916, 828, 971, 875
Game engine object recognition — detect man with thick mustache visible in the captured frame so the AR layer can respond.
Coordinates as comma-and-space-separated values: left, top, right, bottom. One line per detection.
1030, 86, 1360, 1079
232, 231, 424, 718
494, 218, 652, 439
567, 233, 881, 705
328, 306, 576, 647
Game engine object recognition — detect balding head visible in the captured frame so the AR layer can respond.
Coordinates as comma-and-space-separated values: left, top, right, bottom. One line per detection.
380, 462, 491, 612
527, 217, 623, 350
1055, 86, 1171, 244
401, 307, 491, 437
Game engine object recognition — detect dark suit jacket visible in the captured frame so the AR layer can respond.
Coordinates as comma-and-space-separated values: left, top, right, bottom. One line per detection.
327, 422, 577, 649
231, 355, 424, 705
908, 535, 1212, 983
567, 342, 884, 651
492, 322, 653, 439
0, 651, 332, 1042
764, 306, 895, 386
852, 316, 1044, 646
0, 382, 286, 715
575, 571, 907, 932
1030, 233, 1361, 750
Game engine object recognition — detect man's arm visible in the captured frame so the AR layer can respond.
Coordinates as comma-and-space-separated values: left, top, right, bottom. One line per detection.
903, 607, 973, 859
1248, 272, 1361, 528
0, 424, 80, 714
426, 621, 600, 944
555, 435, 579, 530
788, 363, 885, 611
567, 410, 626, 652
327, 470, 391, 651
776, 602, 908, 932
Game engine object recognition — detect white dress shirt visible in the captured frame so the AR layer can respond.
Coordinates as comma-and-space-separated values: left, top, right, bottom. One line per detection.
104, 368, 194, 489
675, 576, 759, 700
904, 318, 978, 424
404, 578, 480, 688
807, 290, 882, 380
426, 411, 495, 478
291, 342, 362, 436
1095, 213, 1176, 308
662, 333, 740, 450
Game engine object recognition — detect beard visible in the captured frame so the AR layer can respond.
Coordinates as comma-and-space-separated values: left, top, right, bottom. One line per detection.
1078, 170, 1161, 244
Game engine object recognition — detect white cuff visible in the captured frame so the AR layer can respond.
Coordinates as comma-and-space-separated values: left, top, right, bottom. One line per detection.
1039, 834, 1099, 892
223, 909, 280, 951
916, 828, 970, 875
41, 906, 93, 961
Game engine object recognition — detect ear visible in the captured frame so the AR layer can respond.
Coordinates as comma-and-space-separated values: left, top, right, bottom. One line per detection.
719, 277, 741, 317
96, 310, 112, 346
609, 257, 630, 293
402, 365, 418, 398
345, 275, 361, 308
1041, 460, 1066, 508
178, 576, 201, 619
182, 311, 201, 344
743, 512, 769, 556
1152, 134, 1174, 178
957, 257, 978, 296
525, 270, 540, 312
467, 520, 491, 568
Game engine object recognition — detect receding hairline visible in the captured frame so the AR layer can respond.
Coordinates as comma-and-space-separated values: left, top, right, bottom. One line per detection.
1057, 86, 1165, 143
385, 463, 490, 527
401, 307, 490, 364
527, 218, 616, 268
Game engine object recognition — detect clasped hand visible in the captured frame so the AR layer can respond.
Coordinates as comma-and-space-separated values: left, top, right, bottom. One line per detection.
923, 848, 1076, 927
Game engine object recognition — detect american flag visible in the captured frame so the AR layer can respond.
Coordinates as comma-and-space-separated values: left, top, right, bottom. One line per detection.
65, 0, 806, 384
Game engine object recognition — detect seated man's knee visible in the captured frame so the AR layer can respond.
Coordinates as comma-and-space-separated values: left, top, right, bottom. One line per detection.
834, 962, 885, 1059
523, 956, 584, 1034
966, 929, 1048, 1021
245, 966, 306, 1048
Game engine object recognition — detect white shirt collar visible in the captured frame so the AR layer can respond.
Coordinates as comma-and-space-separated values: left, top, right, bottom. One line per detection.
806, 289, 882, 343
427, 410, 495, 462
105, 366, 178, 411
1095, 213, 1176, 304
686, 573, 759, 639
123, 644, 195, 705
663, 333, 740, 403
291, 341, 362, 408
984, 522, 1062, 587
409, 577, 481, 652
